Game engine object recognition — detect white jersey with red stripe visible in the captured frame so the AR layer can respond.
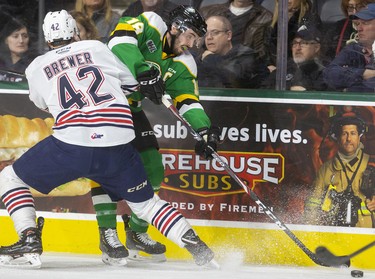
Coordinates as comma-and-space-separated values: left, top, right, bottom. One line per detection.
25, 40, 139, 147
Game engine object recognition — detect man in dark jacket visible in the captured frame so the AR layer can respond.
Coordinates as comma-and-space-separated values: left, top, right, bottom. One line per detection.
199, 0, 272, 61
263, 25, 327, 91
196, 15, 269, 88
323, 3, 375, 92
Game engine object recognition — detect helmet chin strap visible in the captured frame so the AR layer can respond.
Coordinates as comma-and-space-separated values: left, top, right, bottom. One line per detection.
163, 30, 178, 56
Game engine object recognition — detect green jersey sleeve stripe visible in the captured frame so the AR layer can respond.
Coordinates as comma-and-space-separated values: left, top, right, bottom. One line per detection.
110, 29, 138, 40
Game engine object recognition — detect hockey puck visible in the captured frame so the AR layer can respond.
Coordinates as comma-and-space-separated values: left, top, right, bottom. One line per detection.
351, 270, 364, 278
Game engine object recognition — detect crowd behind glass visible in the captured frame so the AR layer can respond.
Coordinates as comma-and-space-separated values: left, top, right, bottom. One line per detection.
1, 0, 374, 92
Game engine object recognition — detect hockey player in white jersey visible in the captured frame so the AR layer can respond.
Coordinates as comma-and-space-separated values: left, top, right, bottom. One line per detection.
0, 10, 216, 268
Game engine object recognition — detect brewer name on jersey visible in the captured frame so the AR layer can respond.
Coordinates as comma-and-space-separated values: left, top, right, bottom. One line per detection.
43, 51, 94, 80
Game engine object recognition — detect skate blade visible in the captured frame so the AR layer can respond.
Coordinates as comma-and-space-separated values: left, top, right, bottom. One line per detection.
127, 250, 166, 263
101, 253, 127, 266
205, 258, 220, 270
0, 253, 41, 269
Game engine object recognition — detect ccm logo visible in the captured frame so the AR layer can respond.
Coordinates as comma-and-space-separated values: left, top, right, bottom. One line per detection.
127, 180, 148, 192
141, 130, 154, 136
139, 76, 160, 85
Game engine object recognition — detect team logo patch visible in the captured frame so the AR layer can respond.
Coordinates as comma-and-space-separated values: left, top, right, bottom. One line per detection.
91, 133, 104, 139
146, 40, 157, 53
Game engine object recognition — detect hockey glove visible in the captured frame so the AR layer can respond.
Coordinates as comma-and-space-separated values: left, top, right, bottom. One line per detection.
137, 66, 165, 105
195, 126, 221, 160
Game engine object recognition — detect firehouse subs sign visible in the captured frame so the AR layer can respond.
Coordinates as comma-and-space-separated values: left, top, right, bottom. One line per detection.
1, 85, 374, 225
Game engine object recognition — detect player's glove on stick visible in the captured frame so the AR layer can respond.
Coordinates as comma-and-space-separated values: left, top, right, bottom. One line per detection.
195, 126, 221, 160
137, 66, 165, 105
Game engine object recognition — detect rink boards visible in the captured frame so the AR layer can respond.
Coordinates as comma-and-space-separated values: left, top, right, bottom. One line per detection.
0, 86, 375, 269
0, 211, 374, 269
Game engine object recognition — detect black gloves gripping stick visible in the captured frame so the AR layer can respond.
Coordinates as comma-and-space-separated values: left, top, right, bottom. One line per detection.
137, 66, 165, 105
195, 126, 221, 160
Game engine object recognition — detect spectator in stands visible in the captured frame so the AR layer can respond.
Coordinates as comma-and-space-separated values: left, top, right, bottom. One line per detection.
70, 11, 100, 40
323, 3, 375, 92
74, 0, 121, 42
266, 0, 322, 70
322, 0, 375, 61
0, 15, 38, 74
122, 0, 164, 17
199, 0, 273, 61
263, 25, 328, 91
122, 0, 163, 16
122, 0, 178, 19
196, 15, 269, 88
122, 0, 185, 20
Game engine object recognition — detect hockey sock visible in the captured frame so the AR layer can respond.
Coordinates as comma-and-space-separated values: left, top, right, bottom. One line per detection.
130, 212, 149, 233
128, 195, 191, 247
139, 148, 164, 192
0, 166, 37, 234
91, 186, 117, 228
129, 148, 164, 233
2, 187, 36, 235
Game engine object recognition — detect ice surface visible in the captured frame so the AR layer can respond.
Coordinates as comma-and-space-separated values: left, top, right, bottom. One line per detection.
0, 253, 374, 279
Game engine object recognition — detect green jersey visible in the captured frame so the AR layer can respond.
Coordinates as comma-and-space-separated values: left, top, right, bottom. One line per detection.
108, 12, 211, 131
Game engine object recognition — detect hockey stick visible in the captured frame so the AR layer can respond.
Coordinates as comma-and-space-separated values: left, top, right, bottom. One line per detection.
315, 240, 375, 267
0, 69, 27, 83
161, 96, 340, 267
0, 69, 26, 77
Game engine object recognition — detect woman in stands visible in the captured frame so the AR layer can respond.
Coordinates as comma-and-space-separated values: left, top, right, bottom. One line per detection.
0, 15, 38, 74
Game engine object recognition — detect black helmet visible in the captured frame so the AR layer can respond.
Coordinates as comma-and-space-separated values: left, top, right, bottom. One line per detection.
168, 5, 207, 37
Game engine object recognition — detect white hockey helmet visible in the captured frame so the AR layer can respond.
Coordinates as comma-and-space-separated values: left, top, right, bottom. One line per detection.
43, 10, 78, 43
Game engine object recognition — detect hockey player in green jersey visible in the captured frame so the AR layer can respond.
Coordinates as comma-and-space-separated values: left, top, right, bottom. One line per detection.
90, 5, 220, 266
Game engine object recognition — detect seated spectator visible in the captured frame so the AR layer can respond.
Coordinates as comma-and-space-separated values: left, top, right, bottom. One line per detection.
0, 15, 38, 78
122, 0, 163, 16
122, 0, 178, 19
323, 3, 375, 92
199, 0, 273, 61
263, 25, 327, 91
266, 0, 322, 70
322, 0, 375, 61
195, 15, 269, 88
73, 0, 121, 43
70, 11, 100, 40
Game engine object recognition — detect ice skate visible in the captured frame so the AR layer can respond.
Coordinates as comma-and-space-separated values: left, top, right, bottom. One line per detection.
181, 229, 219, 269
0, 216, 44, 268
122, 214, 166, 262
99, 227, 128, 266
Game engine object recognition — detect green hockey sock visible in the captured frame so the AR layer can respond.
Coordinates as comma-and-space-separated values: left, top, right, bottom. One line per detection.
130, 212, 149, 233
91, 187, 117, 228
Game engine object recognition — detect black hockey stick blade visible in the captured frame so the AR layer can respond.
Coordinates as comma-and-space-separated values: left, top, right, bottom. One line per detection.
316, 240, 375, 267
315, 246, 350, 267
160, 96, 332, 267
